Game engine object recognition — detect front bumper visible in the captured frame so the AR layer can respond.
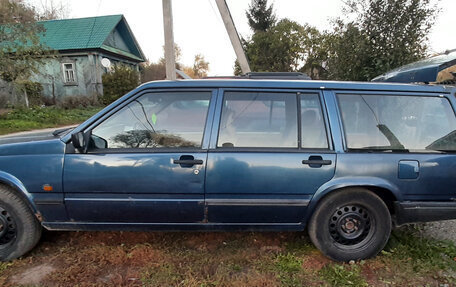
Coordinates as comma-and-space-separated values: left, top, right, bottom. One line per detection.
394, 201, 456, 226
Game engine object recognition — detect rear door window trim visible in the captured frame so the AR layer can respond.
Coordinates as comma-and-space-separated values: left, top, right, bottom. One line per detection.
209, 88, 334, 152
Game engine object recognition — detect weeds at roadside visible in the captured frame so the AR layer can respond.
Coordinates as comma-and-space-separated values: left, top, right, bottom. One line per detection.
378, 230, 456, 284
0, 106, 102, 135
0, 262, 12, 274
319, 263, 368, 287
273, 253, 303, 286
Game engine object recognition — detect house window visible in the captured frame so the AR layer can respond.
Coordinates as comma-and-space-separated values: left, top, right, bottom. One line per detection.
62, 63, 77, 84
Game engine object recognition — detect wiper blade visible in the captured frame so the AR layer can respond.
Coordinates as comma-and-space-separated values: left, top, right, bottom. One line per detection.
427, 149, 456, 153
348, 148, 409, 153
377, 124, 405, 150
52, 127, 74, 136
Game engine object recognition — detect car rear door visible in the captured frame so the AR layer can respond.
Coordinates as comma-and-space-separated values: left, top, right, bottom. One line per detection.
205, 89, 336, 224
63, 89, 216, 223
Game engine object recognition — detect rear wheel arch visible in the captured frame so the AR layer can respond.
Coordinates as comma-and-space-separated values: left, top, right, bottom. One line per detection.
306, 185, 398, 223
364, 186, 397, 215
307, 187, 392, 261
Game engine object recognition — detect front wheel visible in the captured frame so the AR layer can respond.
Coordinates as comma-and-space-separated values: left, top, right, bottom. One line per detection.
0, 185, 42, 261
308, 188, 391, 262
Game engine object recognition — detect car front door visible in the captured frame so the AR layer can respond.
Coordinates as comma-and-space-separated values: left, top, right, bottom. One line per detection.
63, 89, 216, 223
205, 89, 336, 224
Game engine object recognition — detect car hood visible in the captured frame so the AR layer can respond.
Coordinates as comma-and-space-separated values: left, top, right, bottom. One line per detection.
0, 130, 58, 145
0, 130, 66, 156
372, 50, 456, 84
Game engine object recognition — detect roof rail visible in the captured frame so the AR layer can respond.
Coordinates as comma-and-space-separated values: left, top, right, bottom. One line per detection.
203, 72, 312, 80
241, 72, 311, 80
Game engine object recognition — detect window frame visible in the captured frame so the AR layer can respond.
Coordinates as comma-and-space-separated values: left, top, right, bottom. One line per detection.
210, 88, 333, 152
335, 91, 456, 154
67, 88, 217, 154
61, 62, 78, 85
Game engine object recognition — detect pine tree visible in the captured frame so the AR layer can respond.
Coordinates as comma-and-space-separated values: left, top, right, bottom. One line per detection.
245, 0, 276, 32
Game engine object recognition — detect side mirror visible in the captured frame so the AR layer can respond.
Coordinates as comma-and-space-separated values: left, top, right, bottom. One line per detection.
71, 132, 84, 149
71, 132, 87, 152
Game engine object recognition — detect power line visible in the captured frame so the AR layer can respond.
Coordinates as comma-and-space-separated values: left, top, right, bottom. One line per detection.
85, 0, 103, 48
207, 0, 223, 25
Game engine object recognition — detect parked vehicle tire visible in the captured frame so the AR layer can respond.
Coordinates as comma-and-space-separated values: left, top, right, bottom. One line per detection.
0, 185, 41, 261
308, 188, 391, 262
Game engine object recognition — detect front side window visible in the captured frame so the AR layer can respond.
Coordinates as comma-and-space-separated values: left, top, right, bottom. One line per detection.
218, 91, 298, 148
91, 92, 211, 149
62, 63, 76, 84
338, 94, 456, 152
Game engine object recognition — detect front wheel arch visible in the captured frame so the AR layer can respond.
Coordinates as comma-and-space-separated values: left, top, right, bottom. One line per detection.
0, 179, 39, 221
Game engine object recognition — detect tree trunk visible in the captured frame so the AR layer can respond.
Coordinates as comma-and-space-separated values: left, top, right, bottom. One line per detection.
24, 89, 29, 108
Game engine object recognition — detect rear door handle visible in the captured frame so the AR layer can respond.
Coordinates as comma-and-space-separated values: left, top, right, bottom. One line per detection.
173, 159, 204, 165
302, 156, 332, 168
302, 159, 332, 165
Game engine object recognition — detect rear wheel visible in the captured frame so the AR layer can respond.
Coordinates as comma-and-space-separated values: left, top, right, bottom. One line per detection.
308, 188, 391, 262
0, 185, 41, 261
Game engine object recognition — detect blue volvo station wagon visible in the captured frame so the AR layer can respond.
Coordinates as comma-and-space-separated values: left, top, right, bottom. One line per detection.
0, 74, 456, 261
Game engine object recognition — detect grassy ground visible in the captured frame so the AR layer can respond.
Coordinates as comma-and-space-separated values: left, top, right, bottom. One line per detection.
0, 106, 102, 135
0, 229, 455, 286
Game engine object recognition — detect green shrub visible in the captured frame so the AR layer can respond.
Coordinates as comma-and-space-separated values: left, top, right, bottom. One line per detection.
21, 81, 44, 106
57, 95, 99, 109
101, 65, 139, 105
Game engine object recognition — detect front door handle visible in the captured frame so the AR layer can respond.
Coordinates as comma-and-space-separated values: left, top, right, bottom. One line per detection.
302, 156, 332, 168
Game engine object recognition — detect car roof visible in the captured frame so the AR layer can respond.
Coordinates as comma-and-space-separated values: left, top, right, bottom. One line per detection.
138, 79, 456, 94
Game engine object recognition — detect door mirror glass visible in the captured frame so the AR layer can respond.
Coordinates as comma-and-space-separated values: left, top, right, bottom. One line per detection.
89, 134, 108, 149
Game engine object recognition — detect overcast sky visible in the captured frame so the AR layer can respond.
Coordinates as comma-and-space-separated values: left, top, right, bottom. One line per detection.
28, 0, 456, 76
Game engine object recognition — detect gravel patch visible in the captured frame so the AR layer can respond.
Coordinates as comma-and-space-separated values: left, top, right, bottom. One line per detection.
419, 220, 456, 243
11, 263, 56, 285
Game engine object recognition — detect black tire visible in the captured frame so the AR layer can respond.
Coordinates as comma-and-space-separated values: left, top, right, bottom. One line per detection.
308, 188, 391, 262
0, 185, 42, 261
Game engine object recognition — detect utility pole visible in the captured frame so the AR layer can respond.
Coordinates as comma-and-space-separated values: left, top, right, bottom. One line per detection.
215, 0, 251, 74
162, 0, 176, 80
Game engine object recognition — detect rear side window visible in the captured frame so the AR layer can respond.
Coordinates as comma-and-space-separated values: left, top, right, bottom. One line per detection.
338, 94, 456, 152
218, 91, 297, 148
300, 94, 328, 149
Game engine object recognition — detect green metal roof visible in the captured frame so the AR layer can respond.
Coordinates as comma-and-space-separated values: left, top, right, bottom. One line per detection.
39, 15, 122, 50
36, 15, 145, 62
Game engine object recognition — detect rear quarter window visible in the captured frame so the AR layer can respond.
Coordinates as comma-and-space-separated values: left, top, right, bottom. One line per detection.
337, 94, 456, 152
